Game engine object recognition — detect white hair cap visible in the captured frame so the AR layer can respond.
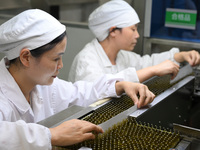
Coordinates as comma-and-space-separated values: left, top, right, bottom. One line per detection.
88, 0, 140, 42
0, 9, 66, 60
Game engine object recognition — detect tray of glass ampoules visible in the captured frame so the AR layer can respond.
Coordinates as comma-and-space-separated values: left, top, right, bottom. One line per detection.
54, 116, 180, 150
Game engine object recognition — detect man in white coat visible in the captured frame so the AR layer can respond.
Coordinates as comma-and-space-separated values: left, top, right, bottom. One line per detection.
68, 0, 200, 83
0, 9, 155, 149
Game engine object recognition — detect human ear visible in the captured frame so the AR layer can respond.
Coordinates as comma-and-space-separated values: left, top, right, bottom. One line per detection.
109, 26, 117, 32
109, 26, 117, 37
19, 48, 32, 67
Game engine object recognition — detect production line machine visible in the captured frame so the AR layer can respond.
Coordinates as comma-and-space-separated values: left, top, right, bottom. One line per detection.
38, 64, 200, 150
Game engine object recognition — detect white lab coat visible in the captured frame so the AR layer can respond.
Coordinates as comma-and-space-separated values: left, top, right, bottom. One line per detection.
0, 57, 121, 150
68, 38, 180, 83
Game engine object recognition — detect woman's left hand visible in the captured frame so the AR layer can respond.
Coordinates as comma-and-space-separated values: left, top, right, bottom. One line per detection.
115, 81, 155, 108
174, 50, 200, 66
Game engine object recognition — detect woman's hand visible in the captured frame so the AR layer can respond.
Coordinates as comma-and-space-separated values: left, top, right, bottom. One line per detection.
154, 60, 180, 80
174, 50, 200, 67
50, 119, 103, 146
137, 60, 179, 82
115, 81, 155, 108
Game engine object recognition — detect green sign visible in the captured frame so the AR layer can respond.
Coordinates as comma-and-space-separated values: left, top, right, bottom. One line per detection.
165, 8, 197, 30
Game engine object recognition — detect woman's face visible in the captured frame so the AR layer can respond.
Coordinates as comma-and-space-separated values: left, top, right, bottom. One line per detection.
115, 24, 139, 51
29, 37, 67, 85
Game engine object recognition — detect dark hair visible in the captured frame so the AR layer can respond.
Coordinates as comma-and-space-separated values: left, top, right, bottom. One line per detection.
109, 27, 122, 33
9, 31, 66, 64
30, 31, 66, 58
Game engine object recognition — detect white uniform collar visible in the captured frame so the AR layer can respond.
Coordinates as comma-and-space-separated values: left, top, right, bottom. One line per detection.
93, 38, 113, 67
0, 58, 31, 115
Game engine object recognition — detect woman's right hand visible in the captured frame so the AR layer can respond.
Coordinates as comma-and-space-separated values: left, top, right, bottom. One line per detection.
154, 60, 180, 79
49, 119, 103, 146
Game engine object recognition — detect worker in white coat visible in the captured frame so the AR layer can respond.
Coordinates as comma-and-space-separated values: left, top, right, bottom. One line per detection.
0, 9, 155, 150
68, 0, 200, 83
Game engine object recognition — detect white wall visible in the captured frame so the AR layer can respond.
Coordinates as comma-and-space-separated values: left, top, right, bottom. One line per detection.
0, 15, 10, 61
58, 22, 95, 80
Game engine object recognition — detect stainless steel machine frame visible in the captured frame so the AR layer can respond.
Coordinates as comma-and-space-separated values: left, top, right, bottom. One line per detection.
38, 72, 200, 149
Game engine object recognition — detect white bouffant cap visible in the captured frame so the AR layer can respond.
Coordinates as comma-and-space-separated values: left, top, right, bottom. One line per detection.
88, 0, 140, 42
0, 9, 66, 60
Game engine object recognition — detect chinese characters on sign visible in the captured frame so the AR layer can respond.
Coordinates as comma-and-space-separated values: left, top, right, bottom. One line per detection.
165, 8, 197, 30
